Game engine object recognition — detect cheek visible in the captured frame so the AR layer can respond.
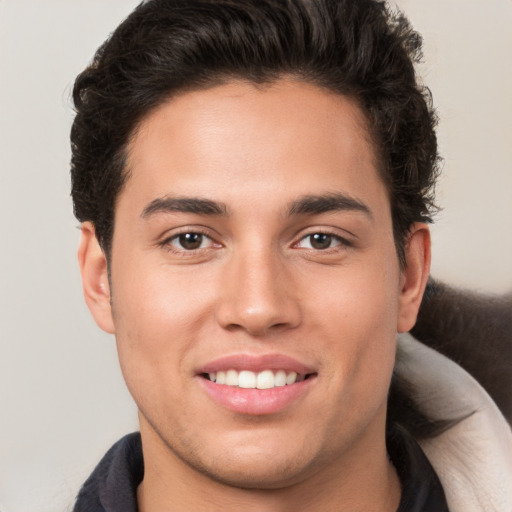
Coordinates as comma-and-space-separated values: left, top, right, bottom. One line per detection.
109, 259, 214, 394
306, 247, 400, 335
307, 252, 400, 396
112, 253, 211, 333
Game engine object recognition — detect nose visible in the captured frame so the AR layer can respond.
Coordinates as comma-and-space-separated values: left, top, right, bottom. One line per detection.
215, 247, 302, 336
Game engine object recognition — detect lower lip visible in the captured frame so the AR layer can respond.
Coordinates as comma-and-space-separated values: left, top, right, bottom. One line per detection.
198, 377, 315, 415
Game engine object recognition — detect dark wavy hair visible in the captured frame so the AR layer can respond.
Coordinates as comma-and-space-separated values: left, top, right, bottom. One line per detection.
71, 0, 440, 266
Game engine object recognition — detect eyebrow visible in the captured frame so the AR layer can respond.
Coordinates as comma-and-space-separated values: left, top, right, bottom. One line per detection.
140, 192, 372, 220
141, 196, 228, 218
287, 193, 373, 219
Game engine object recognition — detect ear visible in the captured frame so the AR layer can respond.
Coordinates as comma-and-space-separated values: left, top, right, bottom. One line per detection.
397, 223, 431, 333
78, 222, 115, 334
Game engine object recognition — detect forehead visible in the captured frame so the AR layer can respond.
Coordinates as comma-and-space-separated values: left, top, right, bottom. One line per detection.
122, 80, 385, 212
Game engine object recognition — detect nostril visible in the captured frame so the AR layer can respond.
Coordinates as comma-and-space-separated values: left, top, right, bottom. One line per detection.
271, 322, 290, 330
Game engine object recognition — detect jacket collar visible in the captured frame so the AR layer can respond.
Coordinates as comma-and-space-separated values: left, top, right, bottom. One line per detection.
396, 333, 512, 512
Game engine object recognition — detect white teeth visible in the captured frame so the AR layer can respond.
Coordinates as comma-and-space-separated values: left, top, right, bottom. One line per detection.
274, 370, 287, 387
286, 371, 297, 385
225, 369, 238, 386
256, 370, 275, 389
238, 370, 256, 388
207, 369, 303, 389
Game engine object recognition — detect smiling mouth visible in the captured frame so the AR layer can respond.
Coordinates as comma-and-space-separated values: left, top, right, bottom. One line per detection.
201, 369, 316, 390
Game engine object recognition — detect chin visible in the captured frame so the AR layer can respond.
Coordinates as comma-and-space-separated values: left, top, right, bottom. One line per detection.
188, 450, 318, 490
153, 420, 321, 490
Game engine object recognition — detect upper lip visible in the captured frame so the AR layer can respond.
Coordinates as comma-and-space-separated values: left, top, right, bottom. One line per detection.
197, 353, 316, 375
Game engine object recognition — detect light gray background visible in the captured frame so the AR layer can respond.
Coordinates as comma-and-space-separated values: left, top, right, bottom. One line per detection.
0, 1, 510, 511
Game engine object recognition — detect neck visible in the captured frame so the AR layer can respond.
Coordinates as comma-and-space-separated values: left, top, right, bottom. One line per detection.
136, 416, 401, 512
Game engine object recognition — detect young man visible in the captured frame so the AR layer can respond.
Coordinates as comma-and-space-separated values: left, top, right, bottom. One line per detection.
71, 1, 512, 510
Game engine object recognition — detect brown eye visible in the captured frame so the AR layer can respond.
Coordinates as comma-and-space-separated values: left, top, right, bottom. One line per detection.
296, 232, 344, 250
179, 233, 203, 250
309, 233, 333, 250
171, 232, 208, 250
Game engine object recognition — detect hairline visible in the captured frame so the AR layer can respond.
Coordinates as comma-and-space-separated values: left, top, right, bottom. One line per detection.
101, 75, 405, 266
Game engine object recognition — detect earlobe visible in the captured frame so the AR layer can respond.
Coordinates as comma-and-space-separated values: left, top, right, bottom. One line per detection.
78, 222, 115, 334
397, 223, 431, 333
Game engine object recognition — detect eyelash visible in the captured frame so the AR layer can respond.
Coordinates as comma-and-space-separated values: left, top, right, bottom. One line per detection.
159, 229, 352, 254
159, 229, 218, 254
294, 231, 352, 252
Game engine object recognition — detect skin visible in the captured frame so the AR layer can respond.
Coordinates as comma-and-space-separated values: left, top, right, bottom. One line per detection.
79, 80, 430, 511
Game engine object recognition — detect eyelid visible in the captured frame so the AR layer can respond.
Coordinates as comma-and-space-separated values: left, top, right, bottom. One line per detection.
158, 226, 222, 253
292, 227, 354, 249
296, 233, 343, 250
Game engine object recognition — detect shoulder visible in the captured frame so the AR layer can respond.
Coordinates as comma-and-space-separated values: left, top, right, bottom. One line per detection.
396, 333, 512, 512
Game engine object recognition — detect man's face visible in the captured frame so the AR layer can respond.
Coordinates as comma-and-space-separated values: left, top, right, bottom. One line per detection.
82, 80, 428, 488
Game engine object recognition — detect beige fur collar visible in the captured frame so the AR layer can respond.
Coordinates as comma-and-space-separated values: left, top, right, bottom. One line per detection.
396, 333, 512, 512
